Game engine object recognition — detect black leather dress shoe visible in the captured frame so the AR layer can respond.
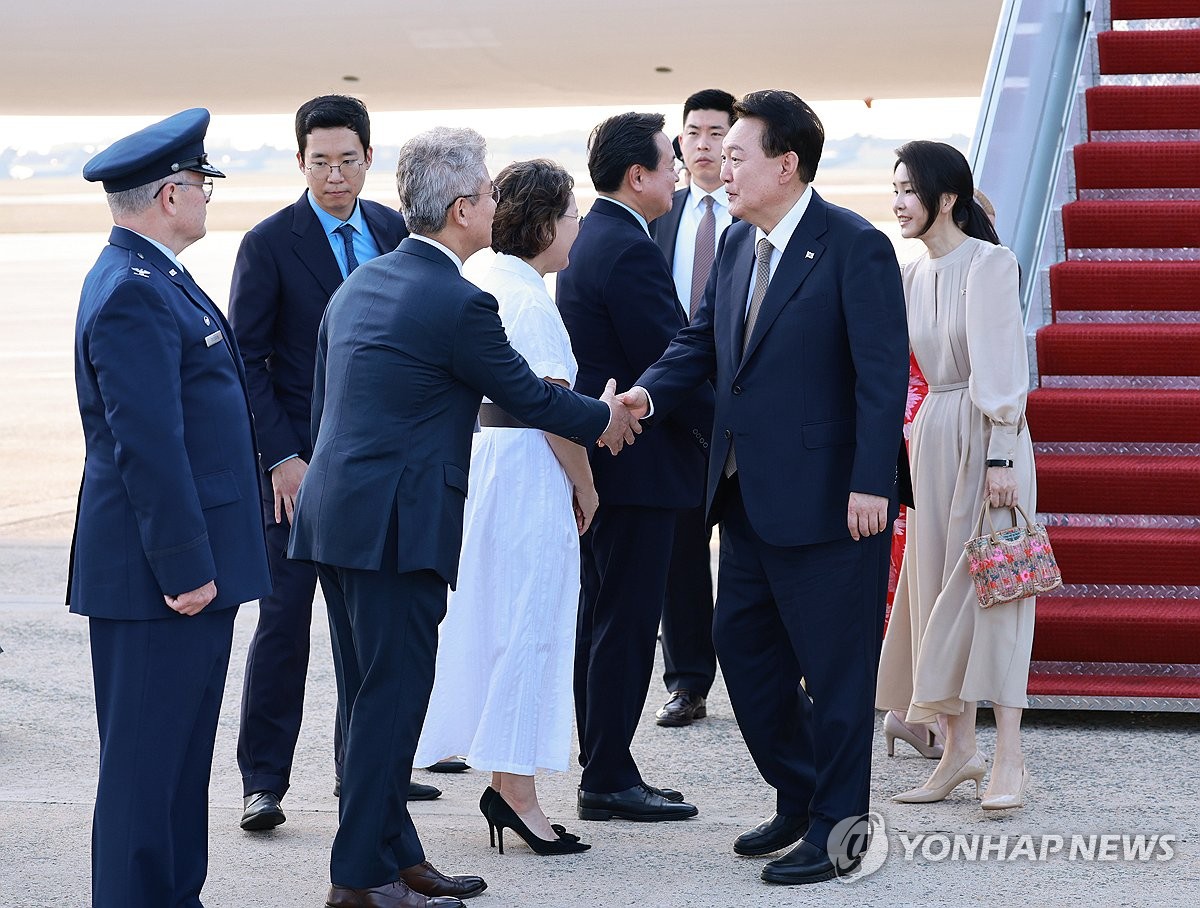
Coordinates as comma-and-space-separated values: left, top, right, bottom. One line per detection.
655, 690, 708, 727
326, 880, 463, 907
409, 781, 442, 801
399, 861, 486, 899
334, 779, 442, 801
645, 784, 685, 803
426, 758, 470, 773
761, 839, 859, 885
577, 784, 698, 821
240, 791, 285, 831
733, 813, 809, 856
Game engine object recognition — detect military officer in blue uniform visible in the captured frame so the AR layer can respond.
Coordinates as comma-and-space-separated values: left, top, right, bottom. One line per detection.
70, 108, 271, 908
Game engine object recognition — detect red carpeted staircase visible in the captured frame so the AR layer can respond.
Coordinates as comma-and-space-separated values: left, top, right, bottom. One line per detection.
1023, 0, 1200, 709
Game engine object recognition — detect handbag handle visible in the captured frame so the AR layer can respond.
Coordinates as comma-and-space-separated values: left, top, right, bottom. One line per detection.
973, 500, 1037, 542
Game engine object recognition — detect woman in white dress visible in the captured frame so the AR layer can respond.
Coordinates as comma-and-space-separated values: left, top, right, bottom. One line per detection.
876, 141, 1036, 811
415, 159, 593, 854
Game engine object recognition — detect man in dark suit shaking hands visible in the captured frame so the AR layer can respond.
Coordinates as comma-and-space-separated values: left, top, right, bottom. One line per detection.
621, 91, 908, 885
558, 112, 711, 822
228, 95, 430, 834
288, 126, 638, 908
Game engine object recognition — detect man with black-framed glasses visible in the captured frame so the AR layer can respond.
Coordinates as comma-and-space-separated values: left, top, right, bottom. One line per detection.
228, 95, 420, 837
72, 108, 271, 908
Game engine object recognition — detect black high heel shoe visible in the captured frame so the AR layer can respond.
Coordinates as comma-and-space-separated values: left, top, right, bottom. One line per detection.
479, 787, 579, 846
485, 794, 590, 855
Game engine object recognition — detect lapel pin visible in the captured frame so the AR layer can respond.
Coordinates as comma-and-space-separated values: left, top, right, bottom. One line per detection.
205, 330, 223, 348
137, 252, 145, 259
131, 267, 150, 278
203, 316, 211, 326
169, 268, 178, 276
805, 250, 815, 259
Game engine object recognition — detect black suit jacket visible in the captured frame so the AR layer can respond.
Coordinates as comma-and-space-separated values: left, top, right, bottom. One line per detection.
289, 238, 610, 586
228, 193, 408, 471
557, 198, 713, 510
639, 190, 910, 546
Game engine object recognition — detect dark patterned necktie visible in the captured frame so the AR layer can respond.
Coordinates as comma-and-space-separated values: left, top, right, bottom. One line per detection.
335, 223, 359, 276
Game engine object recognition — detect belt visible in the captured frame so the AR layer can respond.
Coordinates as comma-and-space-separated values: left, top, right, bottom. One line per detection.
927, 380, 969, 393
478, 402, 530, 429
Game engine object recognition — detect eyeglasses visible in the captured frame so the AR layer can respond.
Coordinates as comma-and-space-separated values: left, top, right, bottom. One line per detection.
445, 186, 501, 211
560, 212, 582, 223
305, 160, 366, 179
153, 179, 214, 201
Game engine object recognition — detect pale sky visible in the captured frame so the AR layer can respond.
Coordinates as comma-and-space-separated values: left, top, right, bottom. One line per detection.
0, 97, 980, 155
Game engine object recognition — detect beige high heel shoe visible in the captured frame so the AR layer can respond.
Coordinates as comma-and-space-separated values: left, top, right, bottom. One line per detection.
884, 712, 944, 759
892, 751, 987, 803
981, 766, 1030, 811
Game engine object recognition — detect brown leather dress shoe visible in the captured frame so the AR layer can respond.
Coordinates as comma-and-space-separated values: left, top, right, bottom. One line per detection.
325, 880, 464, 907
400, 861, 487, 899
655, 690, 708, 727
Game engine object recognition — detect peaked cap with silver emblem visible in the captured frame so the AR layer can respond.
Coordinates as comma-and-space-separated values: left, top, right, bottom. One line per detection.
83, 108, 225, 193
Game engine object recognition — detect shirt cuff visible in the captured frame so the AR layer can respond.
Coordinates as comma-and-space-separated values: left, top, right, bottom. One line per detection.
268, 453, 299, 471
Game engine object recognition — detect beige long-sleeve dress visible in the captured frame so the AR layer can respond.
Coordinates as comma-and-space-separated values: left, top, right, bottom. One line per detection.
876, 237, 1037, 722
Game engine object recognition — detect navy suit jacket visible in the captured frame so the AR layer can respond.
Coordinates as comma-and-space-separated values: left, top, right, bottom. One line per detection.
69, 227, 271, 619
228, 193, 408, 471
288, 238, 611, 587
557, 199, 713, 510
638, 190, 909, 547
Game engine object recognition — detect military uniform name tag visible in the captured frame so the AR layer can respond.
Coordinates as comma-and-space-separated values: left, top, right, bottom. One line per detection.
204, 330, 223, 347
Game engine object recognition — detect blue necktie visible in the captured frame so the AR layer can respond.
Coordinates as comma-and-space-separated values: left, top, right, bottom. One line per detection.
335, 223, 360, 276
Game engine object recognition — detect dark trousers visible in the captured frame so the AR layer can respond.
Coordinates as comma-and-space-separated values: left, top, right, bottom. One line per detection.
237, 471, 329, 798
575, 503, 678, 793
89, 606, 237, 908
660, 504, 716, 697
317, 523, 446, 888
714, 479, 889, 851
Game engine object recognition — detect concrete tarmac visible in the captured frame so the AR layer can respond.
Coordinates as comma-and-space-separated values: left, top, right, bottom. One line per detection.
0, 230, 1196, 906
1, 543, 1197, 907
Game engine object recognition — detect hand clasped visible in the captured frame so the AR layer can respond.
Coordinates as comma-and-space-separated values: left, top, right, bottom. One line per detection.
598, 378, 642, 455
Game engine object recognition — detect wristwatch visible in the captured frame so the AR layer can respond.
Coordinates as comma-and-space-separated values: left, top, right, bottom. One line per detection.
986, 459, 1014, 468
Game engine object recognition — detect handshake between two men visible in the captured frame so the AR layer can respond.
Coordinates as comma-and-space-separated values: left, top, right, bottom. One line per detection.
595, 378, 646, 454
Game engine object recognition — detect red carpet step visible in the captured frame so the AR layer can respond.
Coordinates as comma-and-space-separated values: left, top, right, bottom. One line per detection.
1036, 324, 1200, 375
1062, 201, 1200, 249
1049, 261, 1200, 312
1033, 596, 1200, 663
1047, 525, 1200, 585
1097, 29, 1200, 74
1036, 454, 1200, 514
1085, 85, 1200, 133
1111, 0, 1200, 19
1027, 389, 1200, 442
1028, 671, 1200, 700
1074, 142, 1200, 188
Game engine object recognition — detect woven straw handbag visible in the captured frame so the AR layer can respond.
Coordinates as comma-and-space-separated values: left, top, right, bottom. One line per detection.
964, 502, 1063, 608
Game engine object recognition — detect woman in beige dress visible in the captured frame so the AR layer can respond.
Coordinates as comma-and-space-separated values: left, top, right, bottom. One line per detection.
876, 141, 1035, 810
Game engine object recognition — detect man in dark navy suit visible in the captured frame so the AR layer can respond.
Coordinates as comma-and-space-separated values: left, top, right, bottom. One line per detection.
288, 126, 638, 908
649, 88, 737, 729
557, 112, 711, 822
622, 90, 908, 885
71, 109, 271, 908
228, 95, 437, 833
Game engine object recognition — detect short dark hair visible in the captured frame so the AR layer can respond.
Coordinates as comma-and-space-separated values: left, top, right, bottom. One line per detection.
295, 95, 371, 158
587, 112, 667, 194
683, 89, 737, 127
894, 140, 1000, 244
732, 90, 824, 183
490, 159, 575, 259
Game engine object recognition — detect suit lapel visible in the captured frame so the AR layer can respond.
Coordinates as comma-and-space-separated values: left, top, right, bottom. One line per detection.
738, 193, 829, 367
290, 194, 344, 299
362, 200, 405, 254
724, 226, 756, 364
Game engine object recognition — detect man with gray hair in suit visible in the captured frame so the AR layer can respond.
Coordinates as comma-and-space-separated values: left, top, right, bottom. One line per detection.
289, 126, 638, 908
